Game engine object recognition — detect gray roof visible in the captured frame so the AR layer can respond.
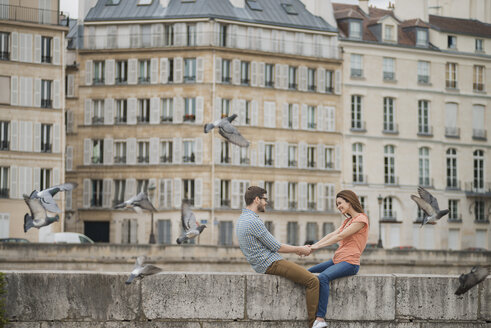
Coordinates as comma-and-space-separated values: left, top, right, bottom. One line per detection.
85, 0, 337, 32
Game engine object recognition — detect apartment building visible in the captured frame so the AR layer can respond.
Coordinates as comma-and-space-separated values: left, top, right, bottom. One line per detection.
65, 0, 343, 245
334, 0, 490, 250
0, 0, 67, 241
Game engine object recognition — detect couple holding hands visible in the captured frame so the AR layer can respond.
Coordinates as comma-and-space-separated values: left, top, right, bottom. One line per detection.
236, 186, 369, 328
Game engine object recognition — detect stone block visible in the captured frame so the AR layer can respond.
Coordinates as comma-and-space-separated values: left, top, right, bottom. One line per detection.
420, 323, 487, 328
142, 272, 245, 320
40, 323, 201, 328
5, 271, 139, 321
479, 277, 490, 320
333, 323, 419, 328
246, 273, 308, 320
325, 274, 396, 321
6, 323, 40, 328
395, 275, 478, 321
202, 322, 306, 328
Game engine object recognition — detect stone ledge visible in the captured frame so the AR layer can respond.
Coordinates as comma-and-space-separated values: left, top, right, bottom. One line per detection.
4, 271, 490, 325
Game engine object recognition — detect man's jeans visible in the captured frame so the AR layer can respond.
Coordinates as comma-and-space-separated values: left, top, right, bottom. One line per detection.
308, 259, 359, 318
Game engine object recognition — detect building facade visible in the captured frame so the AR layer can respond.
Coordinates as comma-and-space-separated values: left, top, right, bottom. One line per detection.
0, 0, 67, 241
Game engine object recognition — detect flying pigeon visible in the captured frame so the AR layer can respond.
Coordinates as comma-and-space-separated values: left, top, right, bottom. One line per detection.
23, 194, 59, 232
125, 255, 162, 285
455, 266, 489, 295
204, 114, 250, 147
411, 186, 449, 227
29, 182, 78, 213
114, 192, 156, 213
176, 199, 206, 244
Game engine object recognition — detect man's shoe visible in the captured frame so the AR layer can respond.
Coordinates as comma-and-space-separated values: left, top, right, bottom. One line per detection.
312, 320, 328, 328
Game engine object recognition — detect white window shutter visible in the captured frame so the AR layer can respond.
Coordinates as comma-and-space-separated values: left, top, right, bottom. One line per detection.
232, 59, 240, 85
105, 59, 115, 85
127, 98, 137, 125
317, 105, 323, 131
127, 138, 137, 165
197, 57, 204, 83
53, 124, 60, 153
317, 67, 325, 93
275, 142, 281, 168
84, 138, 92, 165
174, 97, 183, 124
251, 148, 257, 166
293, 104, 299, 129
326, 106, 335, 132
85, 60, 93, 86
251, 61, 257, 87
299, 142, 307, 168
231, 180, 239, 209
84, 99, 93, 125
335, 69, 341, 95
317, 144, 324, 170
282, 103, 289, 128
34, 78, 41, 107
34, 35, 41, 63
103, 138, 113, 165
11, 32, 18, 61
149, 137, 159, 164
281, 64, 288, 89
10, 120, 18, 151
83, 178, 90, 208
34, 123, 41, 152
53, 37, 60, 65
214, 97, 221, 121
195, 137, 203, 164
150, 97, 160, 124
25, 121, 33, 152
251, 100, 258, 126
128, 58, 137, 85
11, 76, 18, 106
174, 57, 183, 83
335, 145, 341, 170
258, 62, 265, 87
173, 137, 182, 164
317, 183, 324, 211
274, 182, 280, 210
299, 66, 307, 91
66, 190, 72, 210
275, 64, 281, 89
67, 110, 74, 133
215, 57, 222, 83
103, 179, 112, 208
124, 178, 136, 201
53, 167, 60, 191
232, 144, 240, 165
104, 98, 115, 125
281, 142, 288, 168
299, 182, 307, 210
66, 146, 73, 171
214, 178, 220, 209
195, 178, 203, 208
258, 141, 264, 167
160, 58, 168, 84
196, 96, 204, 124
301, 104, 308, 130
174, 178, 182, 208
238, 99, 246, 125
150, 58, 159, 84
9, 166, 17, 198
214, 138, 221, 164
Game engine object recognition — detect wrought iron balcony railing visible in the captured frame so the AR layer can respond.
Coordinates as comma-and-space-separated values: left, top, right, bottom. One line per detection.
0, 4, 59, 25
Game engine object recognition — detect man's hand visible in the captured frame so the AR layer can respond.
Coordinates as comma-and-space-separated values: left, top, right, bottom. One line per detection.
295, 245, 312, 256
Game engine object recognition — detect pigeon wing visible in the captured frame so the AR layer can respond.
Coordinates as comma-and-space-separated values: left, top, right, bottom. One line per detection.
181, 202, 197, 231
410, 195, 436, 216
24, 196, 47, 223
219, 123, 250, 147
141, 264, 162, 276
45, 182, 78, 196
418, 187, 440, 211
39, 192, 61, 213
135, 256, 146, 268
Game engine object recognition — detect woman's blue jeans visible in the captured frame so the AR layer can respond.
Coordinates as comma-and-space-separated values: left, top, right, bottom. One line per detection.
308, 259, 359, 318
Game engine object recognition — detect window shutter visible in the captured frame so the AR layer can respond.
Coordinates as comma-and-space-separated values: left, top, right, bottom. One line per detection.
11, 32, 18, 61
196, 96, 204, 124
214, 178, 220, 209
335, 145, 341, 170
53, 79, 60, 109
317, 105, 323, 131
34, 78, 41, 107
282, 103, 289, 129
128, 58, 137, 85
105, 59, 115, 85
150, 97, 159, 124
10, 120, 18, 151
34, 167, 41, 193
251, 61, 257, 87
232, 144, 240, 165
173, 137, 182, 164
326, 106, 335, 131
173, 178, 182, 208
174, 96, 183, 124
299, 142, 307, 168
34, 123, 41, 152
127, 98, 137, 125
53, 124, 60, 153
230, 180, 239, 209
317, 144, 324, 170
150, 58, 159, 84
104, 98, 114, 125
251, 148, 257, 166
83, 179, 90, 208
103, 138, 113, 165
214, 97, 221, 121
275, 142, 281, 168
66, 110, 74, 133
317, 67, 325, 93
103, 179, 112, 208
195, 178, 203, 208
258, 141, 264, 167
83, 138, 92, 165
335, 69, 341, 95
84, 99, 93, 125
281, 64, 288, 89
174, 57, 183, 83
275, 64, 281, 89
9, 166, 17, 199
53, 37, 60, 65
274, 182, 281, 210
238, 99, 246, 125
125, 178, 136, 201
258, 62, 265, 87
232, 59, 240, 85
25, 121, 33, 152
299, 66, 307, 91
149, 137, 159, 164
317, 183, 324, 211
65, 190, 72, 210
66, 146, 73, 171
299, 182, 307, 210
195, 137, 203, 164
151, 23, 163, 47
34, 35, 41, 63
127, 138, 137, 165
214, 138, 221, 164
85, 60, 93, 85
197, 57, 204, 83
251, 100, 258, 126
215, 57, 222, 83
11, 76, 18, 106
293, 104, 299, 129
301, 104, 307, 130
160, 58, 168, 84
53, 167, 60, 190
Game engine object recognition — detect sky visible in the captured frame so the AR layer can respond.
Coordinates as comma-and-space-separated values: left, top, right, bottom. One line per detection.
59, 0, 392, 20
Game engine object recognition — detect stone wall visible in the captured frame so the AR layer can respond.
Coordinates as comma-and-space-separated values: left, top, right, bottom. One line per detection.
4, 271, 490, 327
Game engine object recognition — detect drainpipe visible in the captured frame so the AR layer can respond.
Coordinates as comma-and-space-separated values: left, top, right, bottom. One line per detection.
211, 28, 216, 245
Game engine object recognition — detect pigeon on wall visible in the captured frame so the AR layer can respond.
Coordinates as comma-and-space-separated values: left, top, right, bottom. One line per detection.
114, 192, 156, 213
29, 182, 78, 213
125, 255, 162, 285
455, 266, 489, 295
176, 199, 206, 244
23, 194, 59, 232
410, 186, 449, 227
204, 114, 250, 147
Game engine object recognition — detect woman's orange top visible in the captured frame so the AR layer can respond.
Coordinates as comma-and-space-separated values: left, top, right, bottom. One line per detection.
332, 213, 369, 265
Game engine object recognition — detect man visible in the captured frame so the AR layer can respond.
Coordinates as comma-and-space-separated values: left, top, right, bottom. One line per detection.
236, 186, 320, 328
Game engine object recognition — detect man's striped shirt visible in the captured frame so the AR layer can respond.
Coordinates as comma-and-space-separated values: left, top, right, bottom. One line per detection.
236, 208, 282, 273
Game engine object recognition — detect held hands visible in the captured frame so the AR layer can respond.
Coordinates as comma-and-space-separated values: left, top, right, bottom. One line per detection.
295, 245, 313, 257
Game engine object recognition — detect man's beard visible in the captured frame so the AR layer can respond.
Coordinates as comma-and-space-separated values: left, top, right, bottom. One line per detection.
258, 204, 266, 212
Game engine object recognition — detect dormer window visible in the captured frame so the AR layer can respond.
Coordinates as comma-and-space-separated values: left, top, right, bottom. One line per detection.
384, 25, 395, 42
447, 35, 457, 49
416, 29, 428, 47
106, 0, 121, 4
475, 39, 483, 52
349, 21, 362, 40
246, 0, 262, 11
137, 0, 152, 5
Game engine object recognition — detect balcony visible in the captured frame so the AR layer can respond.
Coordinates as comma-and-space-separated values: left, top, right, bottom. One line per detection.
241, 79, 250, 86
115, 77, 127, 85
240, 158, 250, 165
222, 76, 231, 84
183, 154, 195, 163
0, 140, 9, 150
307, 202, 316, 210
307, 84, 316, 92
383, 72, 395, 81
288, 83, 297, 90
0, 4, 59, 25
419, 177, 434, 188
183, 114, 195, 122
417, 125, 433, 137
448, 214, 462, 223
307, 122, 316, 129
41, 99, 52, 108
138, 77, 150, 84
351, 121, 366, 132
184, 76, 196, 83
40, 143, 52, 153
114, 156, 126, 164
265, 158, 274, 166
445, 127, 460, 138
92, 116, 104, 125
137, 156, 149, 164
418, 75, 429, 84
445, 80, 457, 89
288, 160, 297, 168
473, 83, 485, 92
137, 116, 149, 124
160, 155, 172, 164
93, 78, 104, 85
91, 156, 102, 164
0, 51, 9, 60
351, 69, 363, 78
472, 129, 487, 141
383, 123, 399, 134
307, 161, 316, 168
220, 199, 230, 207
446, 179, 460, 191
265, 80, 274, 88
325, 162, 334, 169
353, 175, 367, 185
381, 211, 398, 222
384, 176, 399, 186
221, 157, 231, 164
114, 116, 127, 124
288, 201, 297, 210
465, 182, 491, 197
161, 116, 173, 123
0, 188, 9, 198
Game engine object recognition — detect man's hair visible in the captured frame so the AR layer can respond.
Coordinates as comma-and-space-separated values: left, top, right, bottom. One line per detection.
244, 186, 266, 205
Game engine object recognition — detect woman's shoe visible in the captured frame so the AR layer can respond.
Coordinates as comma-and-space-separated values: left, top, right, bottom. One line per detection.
312, 320, 328, 328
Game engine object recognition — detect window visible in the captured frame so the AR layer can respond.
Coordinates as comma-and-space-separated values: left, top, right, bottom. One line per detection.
383, 97, 395, 132
219, 221, 234, 245
307, 146, 316, 168
183, 140, 195, 163
0, 167, 8, 198
325, 70, 333, 93
419, 147, 430, 187
244, 100, 251, 125
307, 68, 316, 91
447, 35, 456, 49
475, 39, 483, 52
448, 199, 459, 221
445, 103, 458, 137
288, 182, 297, 209
264, 221, 274, 233
350, 54, 362, 77
384, 145, 396, 185
418, 100, 431, 135
157, 219, 172, 244
165, 25, 174, 46
241, 61, 250, 85
138, 141, 149, 163
0, 32, 9, 60
93, 61, 105, 84
417, 61, 430, 84
187, 24, 196, 46
114, 141, 126, 164
474, 201, 485, 222
445, 148, 458, 189
472, 105, 486, 140
287, 222, 298, 245
416, 29, 428, 47
221, 59, 231, 83
306, 222, 318, 244
473, 150, 484, 191
446, 63, 457, 89
92, 99, 104, 124
115, 99, 127, 124
240, 146, 249, 164
264, 143, 274, 166
161, 98, 173, 122
138, 0, 153, 5
352, 143, 364, 183
139, 59, 150, 83
184, 97, 196, 122
137, 179, 149, 194
288, 145, 297, 167
219, 24, 227, 47
383, 197, 395, 219
473, 65, 485, 92
182, 179, 194, 203
324, 185, 335, 212
349, 21, 361, 39
138, 99, 150, 123
106, 0, 121, 5
41, 36, 52, 63
281, 3, 298, 15
184, 58, 196, 82
288, 66, 297, 89
40, 124, 52, 153
92, 139, 104, 164
264, 181, 273, 209
113, 180, 125, 205
323, 222, 335, 236
246, 0, 263, 11
324, 147, 334, 169
39, 168, 50, 191
0, 121, 9, 150
307, 105, 316, 129
307, 183, 316, 210
160, 140, 172, 163
384, 25, 394, 42
383, 57, 395, 80
41, 80, 52, 108
91, 179, 103, 207
351, 95, 363, 130
221, 141, 230, 164
116, 60, 128, 84
220, 180, 230, 207
121, 219, 138, 244
265, 64, 274, 87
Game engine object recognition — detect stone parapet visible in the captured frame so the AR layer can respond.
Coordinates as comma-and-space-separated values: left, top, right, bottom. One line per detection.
4, 271, 490, 327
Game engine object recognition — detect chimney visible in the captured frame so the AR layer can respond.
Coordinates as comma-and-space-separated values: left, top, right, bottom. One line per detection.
230, 0, 245, 8
299, 0, 337, 28
359, 0, 369, 14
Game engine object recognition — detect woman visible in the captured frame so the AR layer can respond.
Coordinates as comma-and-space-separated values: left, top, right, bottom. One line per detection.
308, 190, 369, 328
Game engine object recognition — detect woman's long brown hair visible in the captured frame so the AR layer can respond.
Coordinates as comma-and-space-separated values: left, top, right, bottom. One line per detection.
336, 190, 364, 218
